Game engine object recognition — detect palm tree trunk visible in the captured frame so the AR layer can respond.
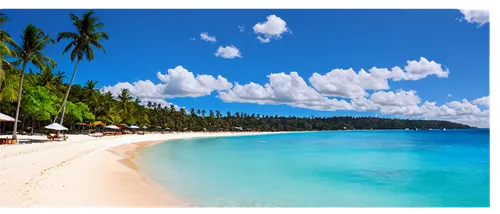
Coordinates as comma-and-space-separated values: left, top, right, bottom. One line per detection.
31, 117, 34, 134
12, 61, 27, 140
57, 59, 80, 125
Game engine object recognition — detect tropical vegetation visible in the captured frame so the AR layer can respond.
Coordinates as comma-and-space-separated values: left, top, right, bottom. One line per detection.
0, 10, 472, 137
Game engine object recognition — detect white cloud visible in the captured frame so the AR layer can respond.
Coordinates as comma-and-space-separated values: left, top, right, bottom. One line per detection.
100, 80, 181, 109
102, 66, 232, 108
309, 68, 391, 98
370, 89, 421, 107
190, 37, 196, 41
101, 80, 166, 101
472, 95, 489, 108
459, 10, 489, 26
350, 97, 379, 111
218, 69, 488, 127
401, 57, 449, 80
218, 72, 351, 111
309, 57, 449, 99
200, 32, 217, 42
215, 45, 242, 59
253, 14, 289, 43
238, 25, 245, 32
156, 66, 232, 97
448, 94, 452, 98
378, 98, 489, 128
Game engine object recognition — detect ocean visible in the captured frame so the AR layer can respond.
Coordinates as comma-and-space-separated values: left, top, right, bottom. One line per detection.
135, 129, 490, 207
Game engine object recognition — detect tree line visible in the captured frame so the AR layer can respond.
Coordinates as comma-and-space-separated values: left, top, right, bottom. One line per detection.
0, 10, 472, 137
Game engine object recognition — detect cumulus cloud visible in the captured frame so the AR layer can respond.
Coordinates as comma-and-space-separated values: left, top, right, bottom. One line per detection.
448, 94, 452, 98
378, 98, 489, 127
350, 97, 379, 111
459, 10, 489, 27
100, 80, 180, 109
156, 66, 232, 97
401, 57, 449, 80
215, 45, 242, 59
218, 72, 351, 111
310, 57, 449, 98
216, 67, 487, 127
309, 68, 391, 98
253, 14, 289, 43
190, 37, 196, 41
369, 90, 421, 107
472, 96, 489, 108
102, 66, 232, 108
200, 32, 217, 42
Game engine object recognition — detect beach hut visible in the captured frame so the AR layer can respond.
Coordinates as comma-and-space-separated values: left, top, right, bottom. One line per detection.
104, 125, 121, 136
0, 112, 15, 122
105, 125, 120, 130
45, 123, 68, 141
45, 123, 68, 131
0, 112, 16, 144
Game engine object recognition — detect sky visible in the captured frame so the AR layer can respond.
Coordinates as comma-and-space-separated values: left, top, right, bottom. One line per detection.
1, 9, 490, 127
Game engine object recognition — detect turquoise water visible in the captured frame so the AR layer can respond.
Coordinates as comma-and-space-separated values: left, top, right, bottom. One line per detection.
136, 129, 490, 207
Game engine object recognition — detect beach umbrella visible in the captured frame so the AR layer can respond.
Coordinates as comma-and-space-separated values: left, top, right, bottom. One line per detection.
90, 121, 104, 127
119, 123, 128, 128
129, 125, 140, 129
0, 112, 15, 122
142, 126, 148, 129
156, 126, 162, 129
105, 125, 120, 130
45, 123, 68, 131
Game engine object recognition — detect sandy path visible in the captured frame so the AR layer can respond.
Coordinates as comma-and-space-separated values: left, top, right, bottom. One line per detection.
0, 132, 279, 207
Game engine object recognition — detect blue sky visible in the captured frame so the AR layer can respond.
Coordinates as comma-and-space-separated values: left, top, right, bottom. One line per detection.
1, 9, 490, 126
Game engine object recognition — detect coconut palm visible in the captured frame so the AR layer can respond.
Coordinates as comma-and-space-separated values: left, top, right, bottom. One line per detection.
1, 12, 17, 91
11, 24, 56, 139
54, 9, 108, 124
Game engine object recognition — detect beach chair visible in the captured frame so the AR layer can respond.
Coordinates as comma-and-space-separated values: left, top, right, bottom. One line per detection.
53, 133, 68, 141
0, 137, 9, 144
47, 133, 56, 141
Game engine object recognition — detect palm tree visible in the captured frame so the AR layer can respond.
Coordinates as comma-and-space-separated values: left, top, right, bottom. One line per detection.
117, 88, 133, 104
1, 12, 17, 91
11, 24, 55, 139
83, 80, 98, 96
55, 10, 108, 125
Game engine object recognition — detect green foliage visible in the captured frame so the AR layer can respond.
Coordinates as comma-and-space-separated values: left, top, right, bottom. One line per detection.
65, 101, 95, 123
24, 86, 59, 121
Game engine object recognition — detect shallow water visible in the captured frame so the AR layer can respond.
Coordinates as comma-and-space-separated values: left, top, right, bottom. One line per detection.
136, 129, 489, 207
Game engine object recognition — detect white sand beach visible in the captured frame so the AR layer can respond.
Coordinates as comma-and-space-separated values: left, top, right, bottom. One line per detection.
0, 132, 279, 207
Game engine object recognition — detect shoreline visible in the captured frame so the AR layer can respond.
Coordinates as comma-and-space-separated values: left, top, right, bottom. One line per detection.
0, 131, 287, 207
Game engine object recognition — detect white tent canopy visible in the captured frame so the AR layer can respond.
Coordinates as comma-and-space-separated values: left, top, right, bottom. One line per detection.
45, 123, 68, 131
105, 125, 120, 130
129, 125, 140, 129
0, 112, 15, 122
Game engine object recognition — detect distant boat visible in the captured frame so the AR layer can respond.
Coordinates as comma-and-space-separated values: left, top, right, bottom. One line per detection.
258, 141, 267, 144
443, 128, 446, 131
405, 128, 409, 130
